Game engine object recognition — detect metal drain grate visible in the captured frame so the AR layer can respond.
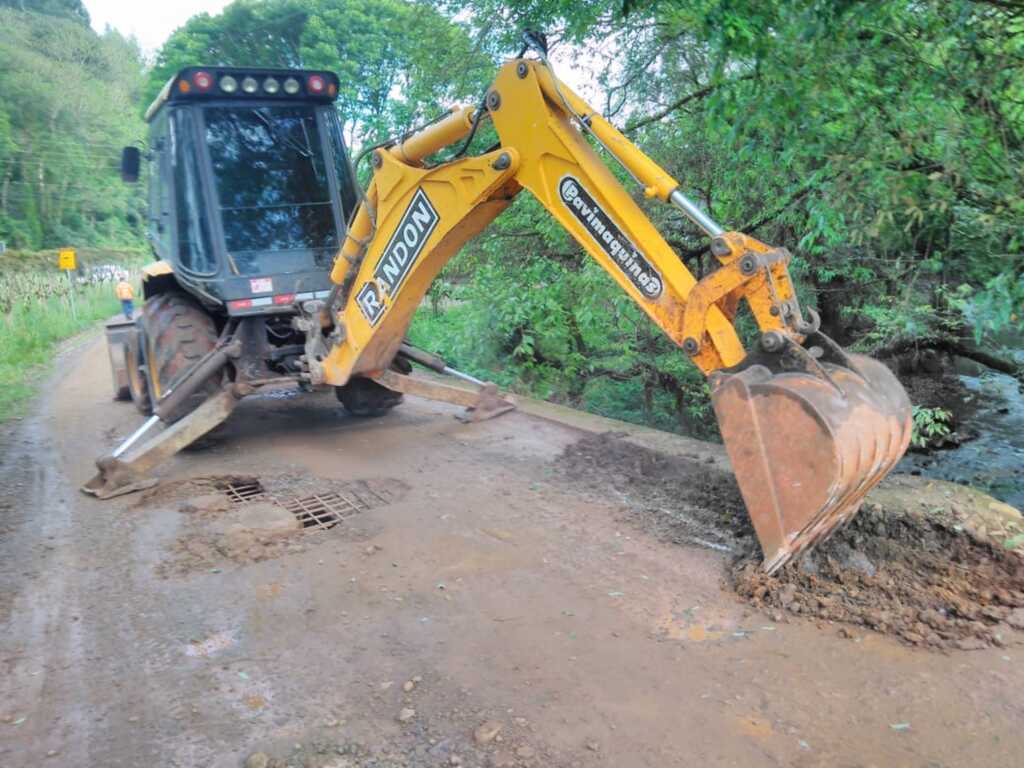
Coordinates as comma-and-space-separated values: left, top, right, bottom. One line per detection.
279, 492, 362, 530
215, 478, 394, 531
220, 480, 267, 504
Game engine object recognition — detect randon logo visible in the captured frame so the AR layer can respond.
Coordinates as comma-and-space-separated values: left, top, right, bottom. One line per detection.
374, 188, 439, 296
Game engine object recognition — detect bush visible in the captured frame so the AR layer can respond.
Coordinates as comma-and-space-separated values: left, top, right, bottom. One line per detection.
0, 266, 128, 420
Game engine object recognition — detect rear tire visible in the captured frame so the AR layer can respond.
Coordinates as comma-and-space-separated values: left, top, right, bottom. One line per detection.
335, 376, 403, 417
124, 331, 152, 415
140, 291, 220, 423
113, 382, 131, 402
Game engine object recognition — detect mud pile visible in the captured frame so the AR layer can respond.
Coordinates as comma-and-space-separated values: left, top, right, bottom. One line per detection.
733, 506, 1024, 650
557, 431, 752, 553
558, 432, 1024, 650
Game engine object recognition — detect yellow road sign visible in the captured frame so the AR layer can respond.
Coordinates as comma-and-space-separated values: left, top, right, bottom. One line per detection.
58, 248, 77, 271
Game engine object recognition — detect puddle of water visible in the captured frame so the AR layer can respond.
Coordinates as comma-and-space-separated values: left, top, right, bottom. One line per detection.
899, 369, 1024, 509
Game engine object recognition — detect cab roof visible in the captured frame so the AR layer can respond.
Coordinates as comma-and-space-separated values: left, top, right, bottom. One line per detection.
145, 66, 341, 123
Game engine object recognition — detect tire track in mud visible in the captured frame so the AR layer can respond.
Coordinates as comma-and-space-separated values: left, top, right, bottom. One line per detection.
0, 419, 100, 763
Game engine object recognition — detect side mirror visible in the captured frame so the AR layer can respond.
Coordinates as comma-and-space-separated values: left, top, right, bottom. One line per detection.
120, 146, 141, 183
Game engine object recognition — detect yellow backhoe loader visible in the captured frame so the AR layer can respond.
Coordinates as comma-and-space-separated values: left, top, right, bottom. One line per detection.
85, 35, 911, 572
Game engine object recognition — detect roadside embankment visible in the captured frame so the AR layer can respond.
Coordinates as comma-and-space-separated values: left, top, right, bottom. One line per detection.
0, 248, 144, 421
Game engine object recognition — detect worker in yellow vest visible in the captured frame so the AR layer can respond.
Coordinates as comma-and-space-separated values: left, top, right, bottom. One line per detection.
115, 277, 135, 320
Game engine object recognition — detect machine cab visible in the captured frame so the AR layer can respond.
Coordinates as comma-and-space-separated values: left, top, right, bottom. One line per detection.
133, 67, 358, 313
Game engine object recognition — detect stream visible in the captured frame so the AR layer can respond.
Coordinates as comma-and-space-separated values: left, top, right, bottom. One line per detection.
898, 358, 1024, 510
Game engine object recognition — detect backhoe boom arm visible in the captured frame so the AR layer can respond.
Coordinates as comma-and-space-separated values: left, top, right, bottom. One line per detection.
319, 58, 801, 384
318, 56, 911, 573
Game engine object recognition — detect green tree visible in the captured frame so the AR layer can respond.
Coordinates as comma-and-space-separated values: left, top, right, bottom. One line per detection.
146, 0, 492, 143
0, 0, 89, 25
0, 8, 145, 249
404, 0, 1024, 432
447, 0, 1023, 339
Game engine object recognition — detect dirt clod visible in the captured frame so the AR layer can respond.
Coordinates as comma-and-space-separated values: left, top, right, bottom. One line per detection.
1007, 608, 1024, 629
559, 432, 1024, 651
473, 719, 503, 745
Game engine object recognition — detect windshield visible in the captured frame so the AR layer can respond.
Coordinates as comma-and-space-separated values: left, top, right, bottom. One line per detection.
204, 105, 338, 275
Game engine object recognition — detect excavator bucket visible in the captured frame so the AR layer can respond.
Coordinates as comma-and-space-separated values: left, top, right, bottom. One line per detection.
711, 335, 912, 573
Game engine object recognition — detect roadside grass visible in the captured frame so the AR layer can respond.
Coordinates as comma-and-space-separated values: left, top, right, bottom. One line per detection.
0, 276, 122, 422
0, 247, 145, 274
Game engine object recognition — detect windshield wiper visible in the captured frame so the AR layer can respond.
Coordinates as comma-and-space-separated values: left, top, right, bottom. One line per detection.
250, 109, 313, 159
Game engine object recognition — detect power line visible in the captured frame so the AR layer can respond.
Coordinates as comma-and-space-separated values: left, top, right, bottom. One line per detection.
3, 139, 139, 150
5, 146, 128, 155
5, 179, 131, 189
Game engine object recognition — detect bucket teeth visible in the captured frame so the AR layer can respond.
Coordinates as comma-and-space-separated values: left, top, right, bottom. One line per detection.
712, 349, 911, 573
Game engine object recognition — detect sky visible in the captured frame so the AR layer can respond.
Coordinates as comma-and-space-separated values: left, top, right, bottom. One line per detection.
86, 0, 232, 55
83, 0, 600, 99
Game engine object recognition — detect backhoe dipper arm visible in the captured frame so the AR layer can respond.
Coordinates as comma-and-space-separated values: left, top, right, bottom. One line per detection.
321, 57, 912, 575
319, 58, 803, 386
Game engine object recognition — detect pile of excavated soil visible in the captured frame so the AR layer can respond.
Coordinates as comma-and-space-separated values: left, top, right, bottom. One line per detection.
558, 432, 1024, 650
556, 431, 753, 554
732, 507, 1024, 650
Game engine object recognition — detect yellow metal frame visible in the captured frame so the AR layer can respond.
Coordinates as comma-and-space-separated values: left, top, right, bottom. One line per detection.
320, 59, 806, 386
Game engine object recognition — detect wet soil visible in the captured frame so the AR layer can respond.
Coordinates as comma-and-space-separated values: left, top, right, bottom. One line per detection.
733, 506, 1024, 650
558, 432, 1024, 650
901, 371, 975, 417
556, 431, 754, 554
148, 474, 409, 576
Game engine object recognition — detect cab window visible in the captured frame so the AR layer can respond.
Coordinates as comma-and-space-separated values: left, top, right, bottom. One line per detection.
204, 105, 337, 276
170, 109, 217, 274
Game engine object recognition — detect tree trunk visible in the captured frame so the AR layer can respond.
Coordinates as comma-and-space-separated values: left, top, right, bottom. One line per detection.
874, 337, 1021, 380
814, 276, 849, 344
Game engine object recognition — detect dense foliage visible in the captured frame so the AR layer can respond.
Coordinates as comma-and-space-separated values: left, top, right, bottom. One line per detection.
0, 269, 120, 419
145, 0, 493, 144
0, 3, 146, 250
408, 0, 1024, 430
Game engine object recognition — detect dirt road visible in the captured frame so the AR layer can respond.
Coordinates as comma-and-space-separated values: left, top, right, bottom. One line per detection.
1, 336, 1022, 767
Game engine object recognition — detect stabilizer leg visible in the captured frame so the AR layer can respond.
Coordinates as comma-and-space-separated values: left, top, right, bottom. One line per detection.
371, 370, 515, 422
81, 389, 240, 499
